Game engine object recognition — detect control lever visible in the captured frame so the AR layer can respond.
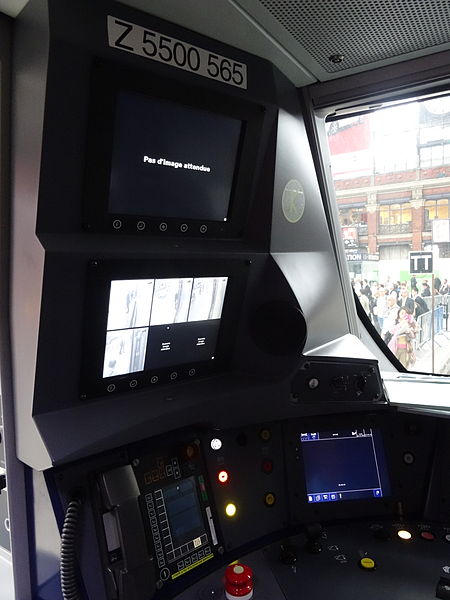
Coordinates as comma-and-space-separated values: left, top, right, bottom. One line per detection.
304, 522, 323, 554
279, 541, 298, 565
436, 575, 450, 600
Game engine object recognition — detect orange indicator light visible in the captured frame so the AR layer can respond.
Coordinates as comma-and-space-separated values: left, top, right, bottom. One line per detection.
218, 470, 229, 484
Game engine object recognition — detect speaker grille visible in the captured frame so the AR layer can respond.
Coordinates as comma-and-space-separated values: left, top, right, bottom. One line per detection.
258, 0, 450, 72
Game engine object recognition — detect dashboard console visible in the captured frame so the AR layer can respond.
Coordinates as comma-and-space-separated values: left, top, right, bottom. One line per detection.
51, 397, 444, 600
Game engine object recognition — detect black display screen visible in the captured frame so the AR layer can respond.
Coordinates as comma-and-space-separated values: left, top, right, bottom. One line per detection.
300, 428, 391, 503
108, 91, 243, 222
103, 276, 228, 378
83, 63, 268, 238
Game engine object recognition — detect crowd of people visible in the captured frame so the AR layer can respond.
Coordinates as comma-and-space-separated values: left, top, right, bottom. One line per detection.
352, 275, 449, 368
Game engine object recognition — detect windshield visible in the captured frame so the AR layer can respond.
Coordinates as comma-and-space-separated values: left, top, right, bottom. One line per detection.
325, 96, 450, 376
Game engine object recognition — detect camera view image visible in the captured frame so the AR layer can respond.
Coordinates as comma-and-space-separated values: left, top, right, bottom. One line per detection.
103, 276, 228, 378
108, 91, 243, 222
150, 278, 193, 326
106, 279, 154, 330
301, 428, 390, 503
188, 277, 228, 321
104, 328, 149, 378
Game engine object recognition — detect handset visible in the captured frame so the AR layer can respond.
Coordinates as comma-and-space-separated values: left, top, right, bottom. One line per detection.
99, 465, 155, 600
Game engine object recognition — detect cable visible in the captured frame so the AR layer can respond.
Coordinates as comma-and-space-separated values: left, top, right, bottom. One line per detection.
60, 497, 83, 600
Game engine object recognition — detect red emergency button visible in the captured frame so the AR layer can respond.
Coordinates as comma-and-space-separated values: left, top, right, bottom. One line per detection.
225, 563, 253, 600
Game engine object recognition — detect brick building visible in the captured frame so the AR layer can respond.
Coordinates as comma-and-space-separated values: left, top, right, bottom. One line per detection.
328, 104, 450, 282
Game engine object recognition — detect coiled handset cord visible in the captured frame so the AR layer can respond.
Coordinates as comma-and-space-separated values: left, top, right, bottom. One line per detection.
60, 497, 83, 600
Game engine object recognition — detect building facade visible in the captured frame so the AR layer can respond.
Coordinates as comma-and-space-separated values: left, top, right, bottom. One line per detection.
328, 104, 450, 282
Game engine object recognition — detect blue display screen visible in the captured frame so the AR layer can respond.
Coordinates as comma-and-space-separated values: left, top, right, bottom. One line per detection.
163, 477, 204, 549
301, 428, 391, 503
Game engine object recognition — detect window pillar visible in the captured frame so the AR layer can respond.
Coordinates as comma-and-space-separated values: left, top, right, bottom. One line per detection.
367, 192, 378, 253
411, 187, 424, 250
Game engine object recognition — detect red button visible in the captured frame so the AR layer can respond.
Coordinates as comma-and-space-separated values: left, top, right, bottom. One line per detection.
262, 460, 273, 474
420, 531, 435, 541
225, 564, 253, 599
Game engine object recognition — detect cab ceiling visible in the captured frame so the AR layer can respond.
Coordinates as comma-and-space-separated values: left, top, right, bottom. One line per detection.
3, 0, 450, 87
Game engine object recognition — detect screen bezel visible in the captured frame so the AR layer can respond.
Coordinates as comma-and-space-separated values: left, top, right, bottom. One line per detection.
83, 61, 266, 238
285, 415, 397, 523
80, 258, 248, 399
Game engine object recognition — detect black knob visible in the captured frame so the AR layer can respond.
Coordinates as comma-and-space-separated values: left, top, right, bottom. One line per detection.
0, 473, 6, 492
280, 543, 297, 565
304, 523, 323, 553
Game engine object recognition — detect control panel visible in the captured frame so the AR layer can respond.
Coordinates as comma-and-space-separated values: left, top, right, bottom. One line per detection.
52, 406, 445, 600
130, 439, 220, 581
94, 436, 223, 597
202, 423, 287, 552
270, 519, 450, 600
174, 519, 450, 600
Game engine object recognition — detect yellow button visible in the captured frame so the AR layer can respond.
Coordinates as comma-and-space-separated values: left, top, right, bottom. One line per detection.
359, 557, 376, 570
264, 492, 276, 506
260, 429, 271, 441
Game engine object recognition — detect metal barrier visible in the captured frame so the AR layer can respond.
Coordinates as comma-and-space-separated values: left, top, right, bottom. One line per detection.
417, 304, 445, 347
422, 294, 443, 311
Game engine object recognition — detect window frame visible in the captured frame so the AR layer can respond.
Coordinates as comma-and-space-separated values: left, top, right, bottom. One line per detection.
424, 197, 449, 222
303, 52, 450, 381
379, 202, 412, 228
